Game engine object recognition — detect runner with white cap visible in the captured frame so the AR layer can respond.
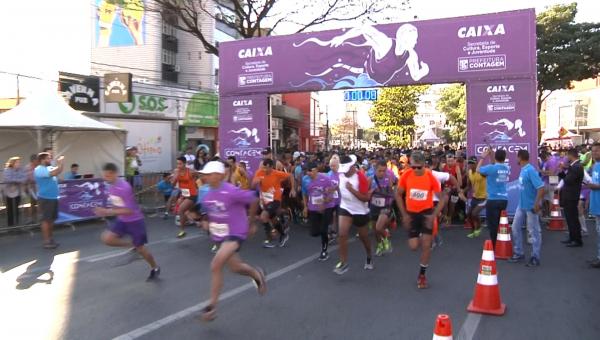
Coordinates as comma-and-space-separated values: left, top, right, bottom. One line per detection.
198, 161, 267, 322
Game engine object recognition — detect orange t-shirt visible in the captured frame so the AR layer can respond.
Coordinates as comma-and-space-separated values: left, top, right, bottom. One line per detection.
177, 169, 198, 197
254, 169, 290, 203
398, 168, 441, 213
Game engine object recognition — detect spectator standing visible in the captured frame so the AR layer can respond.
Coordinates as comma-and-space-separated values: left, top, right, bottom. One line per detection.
559, 148, 585, 247
125, 146, 142, 188
586, 143, 600, 268
2, 157, 26, 226
184, 147, 196, 170
34, 152, 64, 249
24, 154, 39, 224
477, 148, 510, 247
64, 163, 80, 180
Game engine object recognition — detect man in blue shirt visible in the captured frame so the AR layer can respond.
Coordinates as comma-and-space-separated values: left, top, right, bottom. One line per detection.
586, 143, 600, 268
508, 150, 545, 267
477, 148, 510, 248
34, 152, 64, 249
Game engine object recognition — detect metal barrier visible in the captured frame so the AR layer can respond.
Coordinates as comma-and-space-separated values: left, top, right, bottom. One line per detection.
0, 172, 171, 233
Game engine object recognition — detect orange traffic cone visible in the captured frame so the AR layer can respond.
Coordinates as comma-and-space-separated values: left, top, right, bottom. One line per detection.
495, 211, 513, 260
467, 240, 506, 316
432, 314, 453, 340
547, 193, 566, 231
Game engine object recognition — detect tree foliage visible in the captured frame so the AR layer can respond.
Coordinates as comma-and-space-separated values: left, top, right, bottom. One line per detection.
150, 0, 411, 56
369, 86, 429, 147
537, 3, 600, 114
437, 84, 466, 144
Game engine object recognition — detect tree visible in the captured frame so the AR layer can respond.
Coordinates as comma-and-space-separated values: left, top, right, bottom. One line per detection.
369, 86, 429, 147
149, 0, 411, 56
330, 112, 355, 147
537, 3, 600, 116
437, 84, 466, 144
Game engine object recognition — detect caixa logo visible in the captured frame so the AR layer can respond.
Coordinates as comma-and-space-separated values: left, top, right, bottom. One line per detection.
238, 46, 273, 59
458, 24, 505, 38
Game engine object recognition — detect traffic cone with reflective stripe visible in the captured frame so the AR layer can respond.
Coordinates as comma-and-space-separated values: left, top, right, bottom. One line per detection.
547, 193, 566, 231
432, 314, 453, 340
495, 211, 513, 260
467, 240, 506, 316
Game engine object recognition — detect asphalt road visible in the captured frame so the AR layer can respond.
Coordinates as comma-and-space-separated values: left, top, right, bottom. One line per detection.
1, 216, 599, 340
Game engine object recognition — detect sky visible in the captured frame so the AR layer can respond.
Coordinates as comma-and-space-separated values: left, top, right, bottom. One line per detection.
0, 0, 598, 111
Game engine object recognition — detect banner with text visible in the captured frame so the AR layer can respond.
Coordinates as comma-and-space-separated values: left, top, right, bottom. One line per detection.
219, 9, 535, 96
56, 179, 107, 224
219, 95, 268, 175
467, 78, 538, 214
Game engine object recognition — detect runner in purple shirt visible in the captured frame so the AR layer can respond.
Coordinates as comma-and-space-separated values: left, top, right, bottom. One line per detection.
94, 163, 160, 281
198, 161, 266, 322
541, 153, 561, 216
303, 162, 336, 261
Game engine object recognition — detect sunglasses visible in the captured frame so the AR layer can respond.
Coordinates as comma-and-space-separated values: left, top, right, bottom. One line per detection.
411, 165, 423, 170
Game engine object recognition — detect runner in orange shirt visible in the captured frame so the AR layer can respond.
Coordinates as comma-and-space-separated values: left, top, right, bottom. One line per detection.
252, 158, 296, 248
396, 151, 445, 289
172, 156, 199, 238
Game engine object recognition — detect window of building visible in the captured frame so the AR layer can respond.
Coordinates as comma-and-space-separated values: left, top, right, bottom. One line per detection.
162, 21, 176, 37
198, 51, 202, 59
575, 104, 588, 127
162, 49, 176, 65
214, 68, 219, 85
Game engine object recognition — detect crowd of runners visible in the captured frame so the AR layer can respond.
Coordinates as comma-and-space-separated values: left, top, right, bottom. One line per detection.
28, 142, 596, 322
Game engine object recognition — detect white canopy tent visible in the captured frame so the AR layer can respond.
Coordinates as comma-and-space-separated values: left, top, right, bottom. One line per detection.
0, 91, 126, 177
418, 128, 441, 142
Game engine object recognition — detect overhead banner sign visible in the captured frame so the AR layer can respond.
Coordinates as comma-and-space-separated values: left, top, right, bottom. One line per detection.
59, 72, 101, 112
219, 9, 535, 96
219, 95, 268, 174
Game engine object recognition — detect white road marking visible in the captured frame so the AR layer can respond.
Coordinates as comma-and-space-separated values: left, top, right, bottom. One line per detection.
456, 313, 482, 340
112, 242, 348, 340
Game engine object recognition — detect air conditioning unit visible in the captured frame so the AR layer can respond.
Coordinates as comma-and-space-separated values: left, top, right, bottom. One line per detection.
174, 65, 181, 72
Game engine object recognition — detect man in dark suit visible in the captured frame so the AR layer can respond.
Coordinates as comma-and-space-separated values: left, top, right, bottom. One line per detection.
558, 148, 584, 247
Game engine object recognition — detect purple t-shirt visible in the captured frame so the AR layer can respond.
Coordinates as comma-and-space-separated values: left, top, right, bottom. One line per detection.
107, 179, 144, 222
327, 170, 341, 206
201, 182, 257, 242
303, 173, 335, 211
542, 155, 560, 184
370, 173, 396, 208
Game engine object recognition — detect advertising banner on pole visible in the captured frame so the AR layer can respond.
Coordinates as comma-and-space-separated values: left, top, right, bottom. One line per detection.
219, 95, 269, 175
219, 9, 535, 97
56, 179, 107, 224
467, 78, 538, 214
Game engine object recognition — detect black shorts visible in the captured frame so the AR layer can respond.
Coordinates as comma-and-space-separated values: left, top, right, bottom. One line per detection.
184, 196, 197, 203
261, 201, 281, 219
338, 208, 369, 227
370, 207, 392, 221
39, 198, 58, 222
408, 208, 434, 238
217, 236, 245, 252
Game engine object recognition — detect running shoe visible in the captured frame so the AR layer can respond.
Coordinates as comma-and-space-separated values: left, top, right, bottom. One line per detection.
467, 229, 481, 238
211, 244, 218, 253
43, 240, 59, 249
200, 305, 216, 322
333, 262, 349, 275
384, 238, 393, 254
253, 266, 267, 295
278, 233, 290, 247
318, 251, 329, 261
508, 254, 525, 263
147, 267, 161, 281
525, 257, 540, 267
417, 274, 428, 289
117, 248, 143, 266
162, 212, 169, 220
263, 240, 276, 248
375, 242, 384, 257
177, 230, 187, 238
364, 258, 374, 270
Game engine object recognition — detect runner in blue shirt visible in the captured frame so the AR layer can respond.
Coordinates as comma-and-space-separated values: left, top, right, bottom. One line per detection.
477, 148, 510, 247
585, 143, 600, 268
508, 150, 545, 267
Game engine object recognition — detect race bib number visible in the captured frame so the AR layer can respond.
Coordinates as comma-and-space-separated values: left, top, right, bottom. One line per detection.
181, 189, 191, 198
409, 189, 428, 201
311, 195, 324, 205
451, 195, 459, 203
108, 195, 125, 207
333, 191, 339, 199
371, 197, 386, 207
549, 176, 559, 185
261, 192, 274, 203
209, 222, 230, 238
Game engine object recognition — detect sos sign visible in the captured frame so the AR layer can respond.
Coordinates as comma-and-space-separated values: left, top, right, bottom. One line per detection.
119, 95, 168, 114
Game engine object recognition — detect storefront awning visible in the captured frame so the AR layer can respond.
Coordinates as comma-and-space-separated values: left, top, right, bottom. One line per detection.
184, 92, 218, 127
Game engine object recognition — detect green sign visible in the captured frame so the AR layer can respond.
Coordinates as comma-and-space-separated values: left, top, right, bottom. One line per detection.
119, 95, 168, 114
184, 92, 218, 127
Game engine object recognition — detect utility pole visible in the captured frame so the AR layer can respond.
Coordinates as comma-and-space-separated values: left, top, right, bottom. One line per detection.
16, 74, 20, 104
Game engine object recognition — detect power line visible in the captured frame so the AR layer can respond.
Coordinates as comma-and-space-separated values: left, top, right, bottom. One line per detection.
91, 61, 216, 77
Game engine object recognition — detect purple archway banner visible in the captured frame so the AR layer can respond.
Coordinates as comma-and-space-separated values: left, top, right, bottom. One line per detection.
467, 78, 538, 214
219, 95, 268, 174
219, 9, 535, 96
